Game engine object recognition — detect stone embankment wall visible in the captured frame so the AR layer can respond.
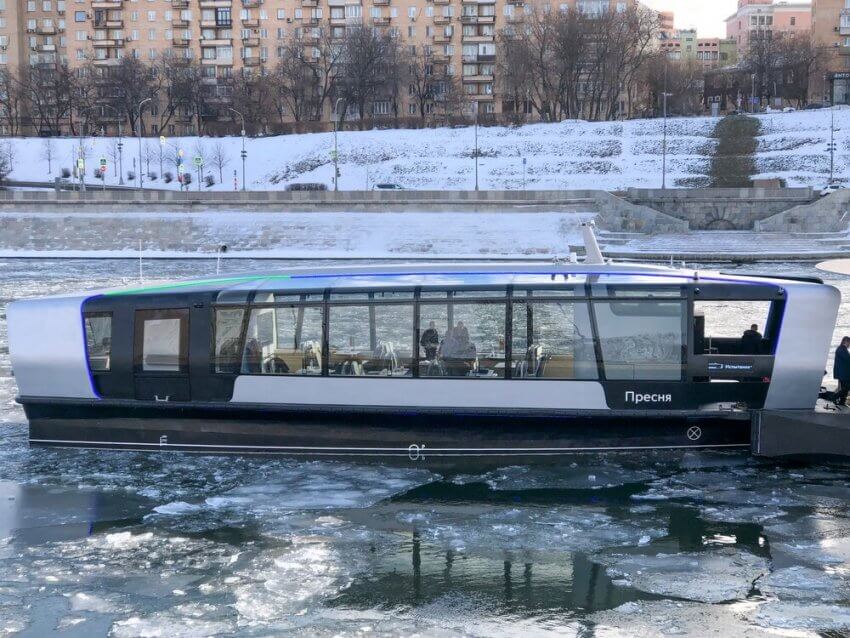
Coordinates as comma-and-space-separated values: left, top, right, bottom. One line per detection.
626, 188, 816, 230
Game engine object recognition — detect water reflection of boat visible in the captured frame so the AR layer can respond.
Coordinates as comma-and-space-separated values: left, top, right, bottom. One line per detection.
8, 227, 840, 461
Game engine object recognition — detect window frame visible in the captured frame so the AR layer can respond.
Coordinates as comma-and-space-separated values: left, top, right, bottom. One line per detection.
83, 311, 113, 374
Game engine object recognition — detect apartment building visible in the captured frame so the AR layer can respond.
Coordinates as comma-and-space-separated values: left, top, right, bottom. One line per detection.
1, 0, 639, 134
658, 28, 738, 69
812, 0, 850, 103
725, 0, 811, 51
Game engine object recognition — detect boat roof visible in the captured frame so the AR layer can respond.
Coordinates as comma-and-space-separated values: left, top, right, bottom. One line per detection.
91, 261, 802, 299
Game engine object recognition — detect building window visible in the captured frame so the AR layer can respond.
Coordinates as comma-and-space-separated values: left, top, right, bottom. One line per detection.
74, 10, 85, 21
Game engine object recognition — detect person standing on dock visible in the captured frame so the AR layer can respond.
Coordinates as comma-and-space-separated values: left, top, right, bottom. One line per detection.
834, 337, 850, 406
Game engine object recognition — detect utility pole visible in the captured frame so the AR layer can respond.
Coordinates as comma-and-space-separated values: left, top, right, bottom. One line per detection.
332, 98, 344, 191
136, 97, 151, 190
828, 101, 837, 184
228, 107, 247, 191
474, 101, 479, 192
662, 60, 672, 190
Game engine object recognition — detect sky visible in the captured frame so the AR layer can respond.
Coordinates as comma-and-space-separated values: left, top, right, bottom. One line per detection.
638, 0, 748, 39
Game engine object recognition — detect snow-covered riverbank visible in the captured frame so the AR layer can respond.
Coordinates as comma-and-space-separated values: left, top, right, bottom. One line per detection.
4, 108, 848, 192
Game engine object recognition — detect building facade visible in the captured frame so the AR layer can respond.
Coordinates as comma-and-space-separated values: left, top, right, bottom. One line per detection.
0, 0, 648, 135
725, 0, 811, 52
811, 0, 850, 103
658, 28, 738, 70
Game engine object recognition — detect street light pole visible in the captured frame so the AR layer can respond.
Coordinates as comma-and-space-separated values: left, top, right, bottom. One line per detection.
332, 97, 344, 191
751, 74, 756, 114
474, 102, 479, 192
830, 101, 836, 184
227, 107, 246, 191
78, 120, 86, 193
136, 97, 151, 190
662, 61, 668, 190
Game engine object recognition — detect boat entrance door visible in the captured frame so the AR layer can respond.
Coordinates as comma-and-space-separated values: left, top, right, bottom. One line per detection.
133, 308, 191, 402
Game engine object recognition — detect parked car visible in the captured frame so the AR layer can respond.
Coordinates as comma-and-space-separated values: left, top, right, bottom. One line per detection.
373, 183, 405, 190
285, 183, 328, 191
821, 183, 842, 197
805, 103, 827, 110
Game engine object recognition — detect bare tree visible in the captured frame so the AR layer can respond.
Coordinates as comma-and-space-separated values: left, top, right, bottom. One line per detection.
776, 32, 822, 107
209, 139, 230, 183
407, 46, 435, 122
270, 38, 317, 123
102, 56, 158, 134
337, 25, 398, 127
106, 139, 119, 177
40, 138, 56, 175
0, 69, 25, 136
308, 29, 344, 121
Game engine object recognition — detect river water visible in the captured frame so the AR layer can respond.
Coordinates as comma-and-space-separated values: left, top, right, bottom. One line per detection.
0, 259, 849, 637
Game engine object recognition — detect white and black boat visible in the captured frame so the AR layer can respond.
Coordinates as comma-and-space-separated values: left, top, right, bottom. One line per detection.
7, 230, 841, 460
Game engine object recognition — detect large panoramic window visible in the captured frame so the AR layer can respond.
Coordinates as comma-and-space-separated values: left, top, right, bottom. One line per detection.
84, 312, 112, 372
242, 304, 323, 375
594, 300, 685, 381
693, 300, 776, 356
328, 293, 414, 376
213, 307, 245, 373
511, 297, 597, 379
419, 292, 506, 378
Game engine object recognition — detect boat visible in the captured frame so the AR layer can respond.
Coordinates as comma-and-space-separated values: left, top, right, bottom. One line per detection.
7, 226, 841, 461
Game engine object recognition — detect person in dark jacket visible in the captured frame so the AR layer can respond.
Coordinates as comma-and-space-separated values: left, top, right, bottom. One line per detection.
741, 324, 763, 355
834, 337, 850, 406
420, 321, 440, 360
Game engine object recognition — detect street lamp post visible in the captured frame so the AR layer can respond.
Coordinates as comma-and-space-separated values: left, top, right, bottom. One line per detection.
751, 74, 756, 114
227, 107, 246, 191
332, 98, 344, 191
829, 101, 837, 184
96, 103, 124, 186
474, 102, 479, 192
662, 61, 669, 190
77, 121, 86, 193
136, 97, 152, 190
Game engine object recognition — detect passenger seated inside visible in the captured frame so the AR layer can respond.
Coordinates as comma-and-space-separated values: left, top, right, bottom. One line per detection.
741, 324, 763, 355
420, 321, 440, 361
439, 321, 477, 376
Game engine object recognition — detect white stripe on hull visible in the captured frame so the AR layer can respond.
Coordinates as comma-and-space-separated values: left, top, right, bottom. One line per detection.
231, 376, 610, 410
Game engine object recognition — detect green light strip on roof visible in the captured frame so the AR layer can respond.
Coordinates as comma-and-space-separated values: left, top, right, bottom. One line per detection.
104, 274, 292, 296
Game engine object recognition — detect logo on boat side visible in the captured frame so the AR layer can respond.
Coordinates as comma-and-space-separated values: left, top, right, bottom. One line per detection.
625, 392, 673, 405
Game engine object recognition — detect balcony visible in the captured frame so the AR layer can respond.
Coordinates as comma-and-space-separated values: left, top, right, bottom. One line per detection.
461, 33, 493, 43
92, 38, 123, 47
241, 17, 259, 27
199, 0, 231, 7
201, 57, 234, 65
242, 36, 259, 46
36, 26, 57, 34
172, 18, 189, 27
372, 16, 390, 25
93, 57, 121, 66
200, 37, 232, 45
172, 37, 190, 46
373, 0, 390, 4
243, 55, 260, 65
431, 53, 449, 63
35, 43, 57, 52
434, 15, 450, 24
841, 24, 850, 36
433, 0, 449, 4
462, 73, 493, 82
433, 33, 451, 43
91, 0, 121, 8
104, 19, 123, 27
172, 0, 189, 7
242, 0, 261, 6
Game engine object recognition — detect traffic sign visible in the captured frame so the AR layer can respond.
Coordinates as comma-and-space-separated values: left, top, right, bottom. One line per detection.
177, 163, 185, 174
159, 135, 166, 145
76, 158, 84, 169
193, 156, 203, 167
99, 157, 106, 167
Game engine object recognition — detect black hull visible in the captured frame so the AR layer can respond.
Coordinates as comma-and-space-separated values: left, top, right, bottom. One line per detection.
20, 398, 752, 465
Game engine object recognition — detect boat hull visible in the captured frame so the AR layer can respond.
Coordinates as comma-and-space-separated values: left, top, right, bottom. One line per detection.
20, 398, 752, 463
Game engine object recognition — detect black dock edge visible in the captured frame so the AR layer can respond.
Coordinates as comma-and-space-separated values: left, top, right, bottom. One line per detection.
752, 408, 850, 462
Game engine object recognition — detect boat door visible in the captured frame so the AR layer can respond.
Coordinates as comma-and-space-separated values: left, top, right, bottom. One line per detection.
133, 308, 191, 402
